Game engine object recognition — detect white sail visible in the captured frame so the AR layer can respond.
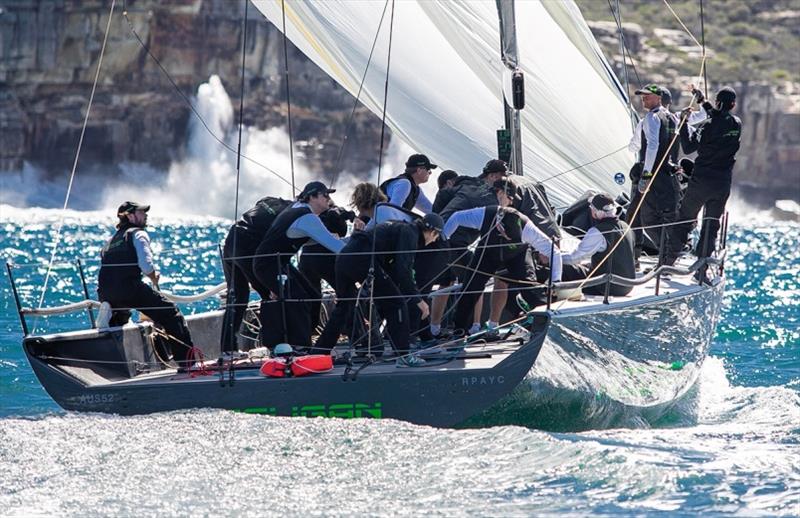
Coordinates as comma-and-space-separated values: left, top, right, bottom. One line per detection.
252, 0, 635, 208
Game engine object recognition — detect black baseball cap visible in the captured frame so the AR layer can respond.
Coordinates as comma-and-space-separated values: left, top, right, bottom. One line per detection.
715, 86, 736, 104
590, 193, 616, 212
298, 181, 335, 199
421, 213, 444, 233
405, 154, 438, 170
635, 84, 664, 96
480, 159, 508, 178
492, 179, 520, 200
117, 201, 150, 216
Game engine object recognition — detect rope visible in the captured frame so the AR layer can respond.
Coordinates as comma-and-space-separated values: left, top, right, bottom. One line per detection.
539, 145, 629, 184
366, 0, 396, 357
280, 0, 297, 193
120, 3, 295, 192
331, 0, 390, 188
34, 0, 117, 335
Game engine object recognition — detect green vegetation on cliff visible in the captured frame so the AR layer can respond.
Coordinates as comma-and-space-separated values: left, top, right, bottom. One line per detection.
576, 0, 800, 85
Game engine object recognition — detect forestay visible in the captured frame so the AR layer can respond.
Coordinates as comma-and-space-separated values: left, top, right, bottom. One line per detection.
252, 0, 635, 208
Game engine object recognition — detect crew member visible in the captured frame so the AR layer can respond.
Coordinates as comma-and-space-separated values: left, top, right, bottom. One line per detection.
379, 153, 436, 213
220, 196, 291, 354
315, 215, 444, 366
446, 182, 562, 334
666, 85, 742, 269
561, 193, 636, 296
97, 202, 195, 371
633, 83, 681, 257
253, 181, 345, 349
350, 182, 388, 229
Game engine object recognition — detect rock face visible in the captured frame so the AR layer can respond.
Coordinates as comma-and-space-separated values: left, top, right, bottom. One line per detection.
0, 0, 384, 179
587, 20, 800, 201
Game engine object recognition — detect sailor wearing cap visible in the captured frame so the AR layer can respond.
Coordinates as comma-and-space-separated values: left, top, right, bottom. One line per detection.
632, 83, 681, 258
97, 202, 196, 371
315, 214, 443, 366
253, 181, 346, 349
561, 193, 636, 297
666, 85, 742, 267
379, 153, 437, 214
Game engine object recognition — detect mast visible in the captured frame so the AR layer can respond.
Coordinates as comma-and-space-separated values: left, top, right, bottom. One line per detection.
496, 0, 524, 175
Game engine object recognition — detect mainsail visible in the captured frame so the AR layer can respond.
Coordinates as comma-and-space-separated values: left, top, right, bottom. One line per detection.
253, 0, 635, 208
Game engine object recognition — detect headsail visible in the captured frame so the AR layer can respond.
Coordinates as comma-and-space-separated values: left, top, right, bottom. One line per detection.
252, 0, 635, 208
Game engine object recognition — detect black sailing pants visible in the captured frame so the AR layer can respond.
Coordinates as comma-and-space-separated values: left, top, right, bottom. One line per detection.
668, 174, 731, 261
639, 175, 680, 257
99, 281, 194, 366
254, 260, 316, 349
220, 227, 269, 351
315, 242, 412, 355
453, 247, 541, 332
298, 248, 337, 331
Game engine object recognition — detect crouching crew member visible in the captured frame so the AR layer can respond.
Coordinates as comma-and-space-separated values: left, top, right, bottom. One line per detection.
446, 181, 562, 334
666, 86, 742, 266
98, 202, 195, 371
253, 182, 345, 349
220, 196, 291, 353
561, 193, 636, 297
315, 215, 443, 365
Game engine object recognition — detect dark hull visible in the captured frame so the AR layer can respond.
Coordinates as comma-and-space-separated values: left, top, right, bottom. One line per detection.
23, 314, 549, 428
464, 278, 725, 430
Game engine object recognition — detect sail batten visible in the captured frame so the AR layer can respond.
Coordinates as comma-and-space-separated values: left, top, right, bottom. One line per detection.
252, 0, 634, 207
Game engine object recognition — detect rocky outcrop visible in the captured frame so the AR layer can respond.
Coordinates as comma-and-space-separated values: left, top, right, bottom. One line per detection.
0, 0, 384, 179
587, 20, 800, 201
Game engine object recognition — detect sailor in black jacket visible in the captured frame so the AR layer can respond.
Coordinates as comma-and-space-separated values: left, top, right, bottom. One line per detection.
220, 196, 291, 353
666, 86, 742, 265
315, 215, 443, 361
97, 202, 195, 371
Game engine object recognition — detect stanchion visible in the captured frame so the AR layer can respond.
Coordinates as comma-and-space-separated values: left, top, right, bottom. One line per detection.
655, 226, 666, 296
6, 262, 29, 336
546, 238, 554, 311
75, 259, 96, 328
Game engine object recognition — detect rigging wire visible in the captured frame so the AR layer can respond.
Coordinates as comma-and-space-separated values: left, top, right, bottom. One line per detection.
34, 0, 117, 334
699, 0, 708, 97
366, 0, 396, 358
222, 0, 250, 357
330, 0, 390, 188
605, 0, 642, 89
280, 0, 296, 193
120, 3, 295, 192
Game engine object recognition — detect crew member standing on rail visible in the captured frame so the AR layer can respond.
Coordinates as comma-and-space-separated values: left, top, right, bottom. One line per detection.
561, 193, 636, 297
220, 196, 291, 355
380, 153, 436, 213
665, 85, 742, 271
97, 202, 196, 372
253, 182, 345, 350
631, 84, 681, 260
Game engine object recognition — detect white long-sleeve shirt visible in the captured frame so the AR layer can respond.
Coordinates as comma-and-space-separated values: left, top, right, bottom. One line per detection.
287, 202, 345, 253
385, 178, 432, 214
629, 106, 707, 155
444, 206, 562, 282
561, 227, 606, 265
131, 229, 156, 275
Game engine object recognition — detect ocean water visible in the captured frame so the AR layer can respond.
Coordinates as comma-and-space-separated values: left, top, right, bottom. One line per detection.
1, 206, 798, 516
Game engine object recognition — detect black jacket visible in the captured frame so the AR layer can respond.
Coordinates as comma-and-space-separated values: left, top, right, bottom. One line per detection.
680, 103, 742, 181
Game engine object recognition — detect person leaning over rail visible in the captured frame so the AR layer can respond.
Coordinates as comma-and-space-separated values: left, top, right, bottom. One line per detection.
253, 181, 345, 350
350, 181, 388, 230
665, 85, 742, 275
632, 84, 681, 259
446, 182, 562, 336
97, 201, 196, 372
314, 214, 444, 366
561, 193, 636, 297
379, 153, 436, 213
220, 195, 291, 356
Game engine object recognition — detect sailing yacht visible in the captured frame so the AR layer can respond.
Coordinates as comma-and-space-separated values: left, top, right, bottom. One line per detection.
11, 0, 726, 427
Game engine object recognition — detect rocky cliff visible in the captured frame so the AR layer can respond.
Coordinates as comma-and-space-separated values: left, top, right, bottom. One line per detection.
0, 0, 384, 179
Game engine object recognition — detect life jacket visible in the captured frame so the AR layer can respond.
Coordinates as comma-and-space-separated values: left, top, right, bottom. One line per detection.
639, 108, 676, 177
590, 218, 636, 296
256, 205, 313, 268
236, 197, 292, 240
380, 172, 419, 211
98, 226, 143, 287
477, 206, 525, 260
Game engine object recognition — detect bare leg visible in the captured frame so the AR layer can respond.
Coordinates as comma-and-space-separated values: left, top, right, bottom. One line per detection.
473, 294, 483, 327
431, 292, 448, 329
490, 278, 508, 324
